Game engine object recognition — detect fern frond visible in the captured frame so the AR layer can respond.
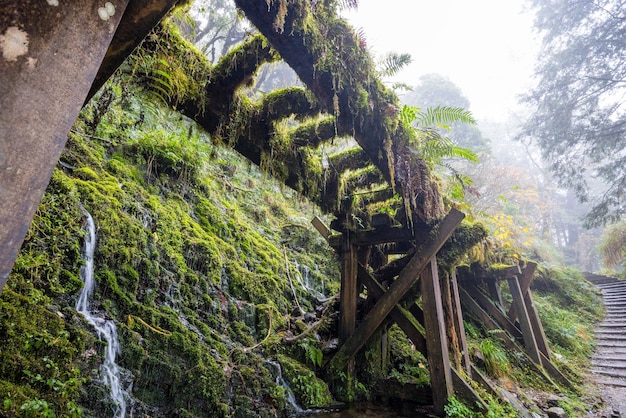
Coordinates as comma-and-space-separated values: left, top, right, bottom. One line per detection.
417, 106, 476, 128
337, 0, 359, 11
399, 105, 419, 125
377, 52, 413, 78
419, 136, 478, 164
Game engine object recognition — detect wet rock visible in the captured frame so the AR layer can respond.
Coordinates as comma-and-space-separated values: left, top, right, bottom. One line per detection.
304, 312, 316, 323
546, 394, 563, 407
547, 406, 568, 418
322, 338, 339, 353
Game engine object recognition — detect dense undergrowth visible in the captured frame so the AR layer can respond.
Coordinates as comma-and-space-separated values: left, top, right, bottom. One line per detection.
0, 79, 340, 417
0, 62, 607, 418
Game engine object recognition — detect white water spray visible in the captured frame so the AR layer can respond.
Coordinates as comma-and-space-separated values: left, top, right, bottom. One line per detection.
264, 359, 304, 414
76, 208, 128, 418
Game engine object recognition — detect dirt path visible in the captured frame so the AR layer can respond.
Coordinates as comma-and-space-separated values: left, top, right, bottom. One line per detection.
586, 274, 626, 417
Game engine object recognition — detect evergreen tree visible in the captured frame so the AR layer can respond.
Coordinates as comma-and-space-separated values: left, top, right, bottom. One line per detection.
520, 0, 626, 226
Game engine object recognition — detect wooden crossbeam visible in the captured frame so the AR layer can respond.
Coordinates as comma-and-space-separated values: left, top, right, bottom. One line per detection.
464, 284, 523, 340
459, 286, 573, 390
328, 225, 416, 247
421, 257, 454, 413
505, 263, 550, 360
450, 271, 471, 375
359, 264, 487, 412
507, 262, 536, 320
357, 265, 427, 354
507, 276, 543, 365
328, 209, 464, 371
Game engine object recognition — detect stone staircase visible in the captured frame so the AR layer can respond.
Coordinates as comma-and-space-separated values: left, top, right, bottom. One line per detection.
586, 273, 626, 387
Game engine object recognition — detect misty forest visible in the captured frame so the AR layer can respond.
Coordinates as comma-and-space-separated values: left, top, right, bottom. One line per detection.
1, 0, 626, 417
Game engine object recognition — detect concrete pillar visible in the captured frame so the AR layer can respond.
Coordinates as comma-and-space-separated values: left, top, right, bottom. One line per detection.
0, 0, 130, 290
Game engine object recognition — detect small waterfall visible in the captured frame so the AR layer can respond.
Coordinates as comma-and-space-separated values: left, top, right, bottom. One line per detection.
76, 208, 128, 418
263, 359, 304, 415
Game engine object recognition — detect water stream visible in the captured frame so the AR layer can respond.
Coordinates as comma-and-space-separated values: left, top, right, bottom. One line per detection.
263, 359, 305, 415
76, 208, 128, 418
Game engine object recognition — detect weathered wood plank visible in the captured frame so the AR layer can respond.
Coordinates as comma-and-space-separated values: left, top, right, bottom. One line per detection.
311, 216, 330, 241
357, 265, 427, 355
441, 271, 462, 371
328, 209, 464, 371
421, 257, 453, 414
459, 287, 559, 389
464, 284, 523, 340
451, 368, 487, 412
525, 289, 550, 359
507, 262, 537, 320
508, 276, 543, 366
339, 236, 358, 392
451, 271, 471, 375
486, 278, 504, 307
339, 238, 358, 343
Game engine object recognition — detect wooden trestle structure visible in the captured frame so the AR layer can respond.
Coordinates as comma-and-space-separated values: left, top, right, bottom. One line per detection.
313, 209, 573, 415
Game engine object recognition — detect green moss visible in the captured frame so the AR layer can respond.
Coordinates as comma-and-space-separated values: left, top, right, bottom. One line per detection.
276, 354, 333, 408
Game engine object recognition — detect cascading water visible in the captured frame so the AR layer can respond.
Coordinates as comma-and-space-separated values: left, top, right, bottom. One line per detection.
76, 208, 128, 418
263, 359, 304, 415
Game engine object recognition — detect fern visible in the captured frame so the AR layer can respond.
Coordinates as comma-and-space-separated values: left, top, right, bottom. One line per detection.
377, 52, 413, 78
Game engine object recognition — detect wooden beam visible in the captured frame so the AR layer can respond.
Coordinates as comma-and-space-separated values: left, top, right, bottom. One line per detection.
525, 289, 550, 359
451, 271, 471, 375
459, 287, 560, 389
464, 284, 523, 340
339, 237, 358, 343
507, 262, 537, 320
486, 278, 504, 308
328, 209, 464, 371
451, 368, 488, 411
311, 216, 330, 241
0, 0, 131, 290
441, 271, 462, 371
338, 234, 358, 393
357, 265, 428, 355
507, 276, 543, 366
421, 257, 454, 414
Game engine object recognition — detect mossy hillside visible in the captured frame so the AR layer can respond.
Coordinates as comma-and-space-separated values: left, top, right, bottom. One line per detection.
0, 82, 339, 417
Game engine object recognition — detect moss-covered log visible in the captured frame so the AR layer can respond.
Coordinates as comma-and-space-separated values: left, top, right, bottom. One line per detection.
290, 117, 337, 148
234, 0, 443, 221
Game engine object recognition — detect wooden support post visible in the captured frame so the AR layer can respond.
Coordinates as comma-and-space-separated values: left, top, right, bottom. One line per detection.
458, 287, 560, 388
506, 263, 550, 359
339, 234, 358, 343
451, 271, 471, 375
525, 289, 550, 359
441, 271, 462, 371
339, 233, 358, 390
422, 257, 454, 414
465, 284, 523, 340
329, 209, 464, 371
507, 262, 536, 320
507, 276, 543, 366
360, 265, 488, 410
486, 278, 504, 308
358, 265, 427, 355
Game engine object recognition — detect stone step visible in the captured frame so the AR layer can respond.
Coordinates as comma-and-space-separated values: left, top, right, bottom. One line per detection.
591, 367, 626, 380
593, 356, 626, 365
596, 329, 626, 336
597, 341, 626, 349
596, 333, 626, 346
592, 375, 626, 388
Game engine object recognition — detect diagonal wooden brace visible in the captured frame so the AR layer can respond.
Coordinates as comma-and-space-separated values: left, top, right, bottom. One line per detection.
328, 209, 464, 371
